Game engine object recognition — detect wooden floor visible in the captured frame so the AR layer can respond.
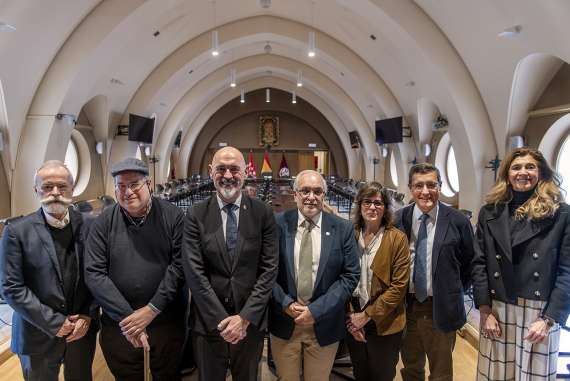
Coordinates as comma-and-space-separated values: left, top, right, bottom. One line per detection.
0, 334, 478, 380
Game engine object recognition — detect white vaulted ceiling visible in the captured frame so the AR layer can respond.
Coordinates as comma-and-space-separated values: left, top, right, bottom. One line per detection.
1, 0, 570, 214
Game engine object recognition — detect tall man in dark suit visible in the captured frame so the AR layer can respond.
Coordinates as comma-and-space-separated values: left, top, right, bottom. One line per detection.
0, 160, 97, 381
183, 146, 278, 381
270, 169, 360, 381
395, 163, 474, 381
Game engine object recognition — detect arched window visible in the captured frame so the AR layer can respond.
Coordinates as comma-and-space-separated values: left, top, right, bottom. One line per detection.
557, 133, 570, 195
64, 138, 79, 184
390, 150, 399, 187
446, 146, 459, 193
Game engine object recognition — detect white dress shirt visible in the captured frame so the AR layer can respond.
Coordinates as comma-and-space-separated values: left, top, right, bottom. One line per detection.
408, 203, 438, 296
294, 211, 322, 288
216, 193, 242, 240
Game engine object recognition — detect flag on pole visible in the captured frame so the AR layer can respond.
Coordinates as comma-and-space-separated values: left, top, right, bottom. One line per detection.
278, 153, 290, 178
245, 151, 257, 178
261, 151, 272, 177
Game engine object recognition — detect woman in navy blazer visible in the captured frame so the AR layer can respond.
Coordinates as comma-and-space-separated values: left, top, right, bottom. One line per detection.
472, 147, 570, 381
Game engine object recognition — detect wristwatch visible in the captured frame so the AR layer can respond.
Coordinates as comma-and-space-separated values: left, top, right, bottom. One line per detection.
541, 315, 556, 329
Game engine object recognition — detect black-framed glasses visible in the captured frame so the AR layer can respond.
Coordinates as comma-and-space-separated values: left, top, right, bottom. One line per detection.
298, 187, 325, 197
411, 181, 440, 192
215, 165, 242, 175
361, 199, 384, 208
115, 181, 147, 193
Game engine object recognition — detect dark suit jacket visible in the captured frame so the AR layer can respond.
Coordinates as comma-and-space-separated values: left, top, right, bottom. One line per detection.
270, 210, 360, 346
472, 202, 570, 324
395, 202, 474, 332
0, 208, 96, 355
183, 195, 278, 334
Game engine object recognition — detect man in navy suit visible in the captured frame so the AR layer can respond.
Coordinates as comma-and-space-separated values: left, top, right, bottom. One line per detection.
395, 163, 474, 381
270, 169, 360, 381
0, 160, 97, 381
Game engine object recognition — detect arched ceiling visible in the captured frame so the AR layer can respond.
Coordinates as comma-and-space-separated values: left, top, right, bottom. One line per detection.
2, 0, 570, 215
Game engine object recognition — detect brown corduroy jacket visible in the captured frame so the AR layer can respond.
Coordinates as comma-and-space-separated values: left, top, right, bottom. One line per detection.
352, 225, 410, 336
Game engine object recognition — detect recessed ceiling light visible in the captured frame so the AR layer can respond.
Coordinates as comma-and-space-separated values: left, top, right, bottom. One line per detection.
0, 22, 16, 32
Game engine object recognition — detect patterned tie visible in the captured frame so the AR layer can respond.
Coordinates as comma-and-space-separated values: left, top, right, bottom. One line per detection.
297, 219, 314, 305
414, 213, 429, 302
224, 204, 239, 257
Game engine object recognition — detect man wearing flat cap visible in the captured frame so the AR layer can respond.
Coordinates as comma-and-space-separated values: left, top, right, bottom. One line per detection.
84, 158, 187, 380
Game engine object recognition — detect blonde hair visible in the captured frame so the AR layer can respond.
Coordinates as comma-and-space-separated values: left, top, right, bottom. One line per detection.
485, 148, 563, 220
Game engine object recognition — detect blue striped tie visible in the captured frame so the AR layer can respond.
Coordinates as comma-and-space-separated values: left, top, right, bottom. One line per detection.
414, 213, 429, 302
224, 204, 239, 257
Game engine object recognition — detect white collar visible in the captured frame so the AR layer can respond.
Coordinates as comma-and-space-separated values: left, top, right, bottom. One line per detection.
297, 210, 322, 229
217, 193, 242, 211
413, 202, 438, 222
43, 208, 71, 229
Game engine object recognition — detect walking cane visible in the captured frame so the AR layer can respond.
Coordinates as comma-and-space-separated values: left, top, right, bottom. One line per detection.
144, 347, 152, 381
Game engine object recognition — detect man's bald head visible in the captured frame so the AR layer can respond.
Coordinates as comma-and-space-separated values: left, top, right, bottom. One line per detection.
211, 146, 246, 169
209, 146, 246, 203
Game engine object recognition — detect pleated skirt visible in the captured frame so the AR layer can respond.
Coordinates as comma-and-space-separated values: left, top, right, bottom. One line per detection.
476, 298, 560, 381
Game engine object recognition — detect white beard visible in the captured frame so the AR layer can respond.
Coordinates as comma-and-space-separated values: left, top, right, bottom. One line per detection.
42, 202, 69, 216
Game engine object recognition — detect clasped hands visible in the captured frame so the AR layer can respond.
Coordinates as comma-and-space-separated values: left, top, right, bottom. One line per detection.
285, 302, 315, 325
56, 314, 91, 343
119, 306, 158, 351
346, 312, 370, 343
480, 305, 550, 344
218, 315, 250, 344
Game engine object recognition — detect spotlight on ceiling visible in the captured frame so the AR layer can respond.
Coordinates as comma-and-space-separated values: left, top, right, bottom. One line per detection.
211, 30, 219, 56
230, 68, 236, 88
240, 88, 245, 103
308, 31, 316, 57
292, 91, 297, 104
264, 42, 272, 54
266, 89, 270, 103
297, 70, 303, 87
498, 25, 522, 38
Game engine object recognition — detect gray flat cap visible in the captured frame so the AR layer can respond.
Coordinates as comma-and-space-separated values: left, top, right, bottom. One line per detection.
110, 158, 149, 177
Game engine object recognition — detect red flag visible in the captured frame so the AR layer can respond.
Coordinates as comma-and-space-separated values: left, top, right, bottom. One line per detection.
278, 153, 290, 178
245, 151, 257, 178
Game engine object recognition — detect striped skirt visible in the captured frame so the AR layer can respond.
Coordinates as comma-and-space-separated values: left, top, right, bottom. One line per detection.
476, 298, 560, 381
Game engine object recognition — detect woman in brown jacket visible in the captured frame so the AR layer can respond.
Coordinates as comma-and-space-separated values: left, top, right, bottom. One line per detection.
346, 182, 410, 381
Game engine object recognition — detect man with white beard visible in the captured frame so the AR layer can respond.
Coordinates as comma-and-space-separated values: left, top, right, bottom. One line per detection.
0, 160, 97, 381
182, 146, 278, 381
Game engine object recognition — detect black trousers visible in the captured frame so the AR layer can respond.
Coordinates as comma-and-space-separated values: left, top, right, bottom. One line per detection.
346, 320, 403, 381
192, 326, 265, 381
99, 314, 186, 381
18, 327, 97, 381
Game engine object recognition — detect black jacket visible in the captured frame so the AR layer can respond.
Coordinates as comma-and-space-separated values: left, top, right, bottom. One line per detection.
182, 195, 278, 334
472, 202, 570, 324
0, 208, 96, 355
395, 202, 474, 332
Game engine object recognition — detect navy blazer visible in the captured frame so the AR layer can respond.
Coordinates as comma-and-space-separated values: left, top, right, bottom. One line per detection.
0, 208, 96, 355
183, 195, 279, 334
472, 202, 570, 324
395, 202, 474, 332
270, 210, 360, 346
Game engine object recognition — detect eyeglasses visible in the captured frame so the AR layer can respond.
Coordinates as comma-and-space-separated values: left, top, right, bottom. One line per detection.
115, 181, 147, 193
215, 165, 242, 175
361, 199, 384, 208
40, 183, 70, 193
411, 182, 440, 192
298, 187, 325, 197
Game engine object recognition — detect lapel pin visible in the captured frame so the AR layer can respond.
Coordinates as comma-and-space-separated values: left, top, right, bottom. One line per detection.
243, 204, 247, 210
325, 231, 330, 236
